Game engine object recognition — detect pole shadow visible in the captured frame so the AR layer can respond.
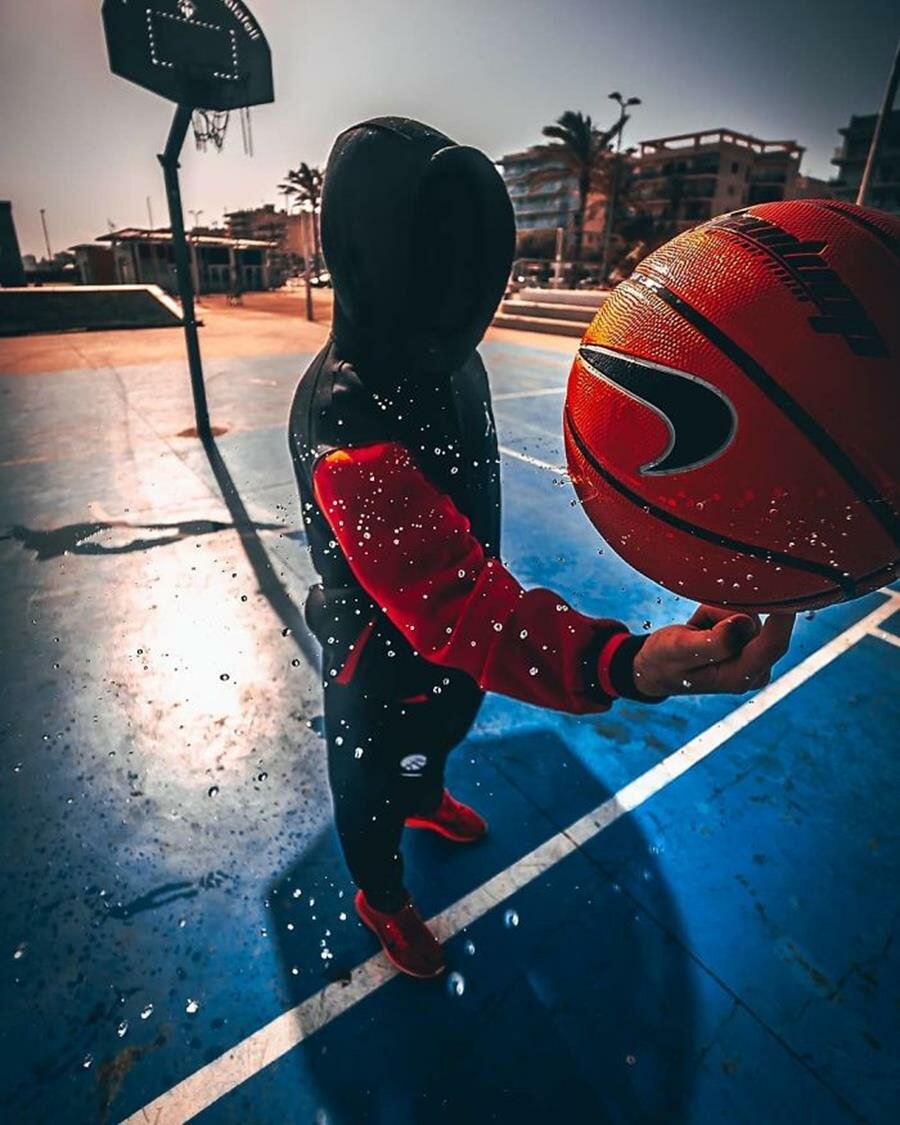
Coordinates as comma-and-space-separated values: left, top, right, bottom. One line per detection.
199, 431, 319, 670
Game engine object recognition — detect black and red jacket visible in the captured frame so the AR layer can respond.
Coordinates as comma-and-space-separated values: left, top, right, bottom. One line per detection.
289, 117, 649, 714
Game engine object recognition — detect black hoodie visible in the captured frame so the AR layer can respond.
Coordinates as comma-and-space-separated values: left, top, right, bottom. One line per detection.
289, 116, 514, 603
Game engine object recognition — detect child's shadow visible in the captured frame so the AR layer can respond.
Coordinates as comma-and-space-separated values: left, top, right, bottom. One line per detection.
266, 729, 698, 1124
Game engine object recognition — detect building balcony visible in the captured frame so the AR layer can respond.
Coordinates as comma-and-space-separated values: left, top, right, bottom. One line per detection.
636, 167, 721, 181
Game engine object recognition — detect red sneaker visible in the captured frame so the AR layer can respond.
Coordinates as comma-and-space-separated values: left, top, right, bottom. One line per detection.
405, 789, 488, 843
355, 890, 446, 979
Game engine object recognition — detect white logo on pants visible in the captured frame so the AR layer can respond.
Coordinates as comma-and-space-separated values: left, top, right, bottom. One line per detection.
400, 754, 427, 777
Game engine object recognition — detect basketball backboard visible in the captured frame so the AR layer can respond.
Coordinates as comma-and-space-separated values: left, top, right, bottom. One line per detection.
102, 0, 274, 111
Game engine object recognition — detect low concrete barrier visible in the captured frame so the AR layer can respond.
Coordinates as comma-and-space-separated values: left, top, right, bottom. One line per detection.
0, 284, 184, 336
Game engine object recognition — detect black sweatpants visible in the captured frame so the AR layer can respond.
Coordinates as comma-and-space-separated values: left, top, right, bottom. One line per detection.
319, 613, 483, 912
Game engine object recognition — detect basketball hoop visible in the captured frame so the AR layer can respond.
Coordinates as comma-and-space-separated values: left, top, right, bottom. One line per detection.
192, 104, 254, 154
191, 108, 230, 152
102, 0, 274, 442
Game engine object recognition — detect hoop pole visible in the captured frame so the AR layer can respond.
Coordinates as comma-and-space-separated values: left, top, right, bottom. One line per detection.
158, 104, 211, 443
857, 38, 900, 207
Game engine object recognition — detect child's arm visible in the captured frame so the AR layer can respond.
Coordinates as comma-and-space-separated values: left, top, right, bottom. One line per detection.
312, 441, 641, 713
313, 442, 793, 712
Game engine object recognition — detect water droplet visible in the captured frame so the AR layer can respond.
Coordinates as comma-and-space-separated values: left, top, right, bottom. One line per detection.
354, 747, 364, 760
219, 673, 230, 682
503, 909, 519, 929
12, 943, 26, 960
291, 658, 300, 667
282, 627, 292, 637
140, 1003, 154, 1020
82, 1053, 93, 1069
257, 771, 268, 782
116, 1020, 128, 1038
185, 998, 200, 1014
464, 939, 476, 956
207, 785, 219, 798
447, 971, 465, 996
804, 610, 816, 621
626, 1054, 636, 1066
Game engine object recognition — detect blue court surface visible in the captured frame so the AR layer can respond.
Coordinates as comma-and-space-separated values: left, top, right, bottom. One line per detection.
1, 334, 898, 1124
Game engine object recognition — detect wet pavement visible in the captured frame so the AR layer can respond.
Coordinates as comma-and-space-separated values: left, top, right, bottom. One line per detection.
0, 315, 897, 1123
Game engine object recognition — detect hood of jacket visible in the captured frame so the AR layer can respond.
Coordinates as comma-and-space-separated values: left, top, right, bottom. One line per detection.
321, 116, 515, 381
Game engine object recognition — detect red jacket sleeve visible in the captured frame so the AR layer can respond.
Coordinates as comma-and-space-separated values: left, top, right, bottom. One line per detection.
312, 442, 647, 715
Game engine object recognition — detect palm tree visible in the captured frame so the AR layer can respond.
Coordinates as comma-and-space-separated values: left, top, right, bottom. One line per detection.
280, 162, 324, 270
523, 110, 627, 264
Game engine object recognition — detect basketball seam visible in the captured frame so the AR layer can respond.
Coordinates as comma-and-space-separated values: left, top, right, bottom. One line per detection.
816, 202, 900, 259
718, 559, 898, 611
629, 273, 900, 548
563, 408, 852, 595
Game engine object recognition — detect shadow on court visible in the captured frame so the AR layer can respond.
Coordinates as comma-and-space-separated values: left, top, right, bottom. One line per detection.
260, 730, 698, 1125
200, 432, 319, 670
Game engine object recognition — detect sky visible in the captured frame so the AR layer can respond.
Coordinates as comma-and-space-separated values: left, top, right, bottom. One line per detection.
2, 0, 898, 258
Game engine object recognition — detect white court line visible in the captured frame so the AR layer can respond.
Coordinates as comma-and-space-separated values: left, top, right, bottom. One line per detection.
122, 590, 900, 1125
497, 445, 566, 474
492, 387, 566, 401
870, 624, 900, 649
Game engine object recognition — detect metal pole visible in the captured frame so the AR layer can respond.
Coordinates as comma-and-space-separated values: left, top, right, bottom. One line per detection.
39, 208, 52, 260
551, 226, 564, 288
146, 196, 155, 229
301, 210, 315, 322
188, 209, 203, 295
158, 104, 211, 444
857, 38, 900, 206
600, 106, 626, 284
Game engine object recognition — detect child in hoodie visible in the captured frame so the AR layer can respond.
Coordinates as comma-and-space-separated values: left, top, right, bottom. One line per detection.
289, 117, 793, 979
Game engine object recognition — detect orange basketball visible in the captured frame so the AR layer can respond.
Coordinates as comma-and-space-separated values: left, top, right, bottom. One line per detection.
564, 200, 900, 612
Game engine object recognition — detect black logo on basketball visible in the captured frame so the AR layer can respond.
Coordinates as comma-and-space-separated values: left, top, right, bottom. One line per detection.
577, 345, 737, 475
708, 211, 888, 358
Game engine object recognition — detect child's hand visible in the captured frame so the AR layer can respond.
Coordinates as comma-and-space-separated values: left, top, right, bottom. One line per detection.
632, 605, 795, 698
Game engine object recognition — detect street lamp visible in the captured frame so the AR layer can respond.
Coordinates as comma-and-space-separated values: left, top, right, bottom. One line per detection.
39, 208, 53, 261
600, 91, 641, 284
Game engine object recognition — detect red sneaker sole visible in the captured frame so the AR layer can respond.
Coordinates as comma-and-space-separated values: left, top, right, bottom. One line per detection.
404, 816, 488, 843
355, 902, 446, 980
